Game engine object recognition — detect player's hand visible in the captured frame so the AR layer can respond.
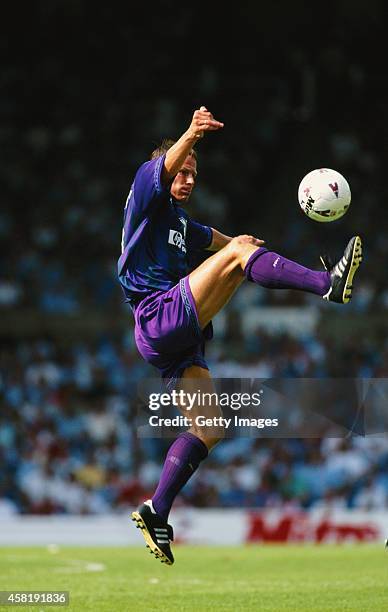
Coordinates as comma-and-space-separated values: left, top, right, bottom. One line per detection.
188, 106, 224, 140
231, 235, 266, 249
238, 235, 265, 247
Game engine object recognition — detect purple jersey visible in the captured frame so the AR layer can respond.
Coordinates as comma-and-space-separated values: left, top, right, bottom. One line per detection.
118, 154, 212, 306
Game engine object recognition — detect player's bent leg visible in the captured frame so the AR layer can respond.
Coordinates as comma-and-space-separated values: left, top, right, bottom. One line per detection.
189, 234, 331, 329
189, 234, 362, 330
188, 235, 263, 329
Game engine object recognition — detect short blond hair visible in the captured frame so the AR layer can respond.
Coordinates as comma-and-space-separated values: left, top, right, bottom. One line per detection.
150, 138, 197, 160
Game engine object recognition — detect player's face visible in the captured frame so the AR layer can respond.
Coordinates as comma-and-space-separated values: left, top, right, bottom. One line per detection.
170, 155, 197, 203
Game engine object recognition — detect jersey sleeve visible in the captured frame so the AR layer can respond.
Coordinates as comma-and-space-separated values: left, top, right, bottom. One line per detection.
187, 218, 213, 251
131, 154, 167, 218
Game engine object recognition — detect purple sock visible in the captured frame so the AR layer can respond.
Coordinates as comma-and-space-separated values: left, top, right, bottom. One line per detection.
244, 248, 330, 296
152, 432, 208, 521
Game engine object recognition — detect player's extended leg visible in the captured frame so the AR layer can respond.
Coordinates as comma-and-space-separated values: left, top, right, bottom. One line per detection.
132, 366, 220, 565
189, 234, 362, 329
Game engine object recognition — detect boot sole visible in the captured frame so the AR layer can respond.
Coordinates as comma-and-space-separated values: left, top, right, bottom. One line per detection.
342, 236, 363, 303
131, 511, 173, 565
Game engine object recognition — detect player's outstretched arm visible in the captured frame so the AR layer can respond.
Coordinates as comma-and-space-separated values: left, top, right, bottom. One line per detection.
162, 106, 224, 184
207, 228, 233, 251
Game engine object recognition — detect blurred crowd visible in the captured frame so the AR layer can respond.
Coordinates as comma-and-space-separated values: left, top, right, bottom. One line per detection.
1, 326, 387, 515
1, 2, 387, 515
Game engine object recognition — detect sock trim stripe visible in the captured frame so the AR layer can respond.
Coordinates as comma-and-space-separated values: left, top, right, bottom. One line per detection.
180, 432, 209, 459
244, 247, 268, 280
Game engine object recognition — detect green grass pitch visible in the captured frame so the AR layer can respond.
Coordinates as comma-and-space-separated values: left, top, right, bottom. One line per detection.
0, 545, 387, 611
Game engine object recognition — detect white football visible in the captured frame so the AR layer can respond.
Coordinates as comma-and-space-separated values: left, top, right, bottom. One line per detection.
298, 168, 351, 222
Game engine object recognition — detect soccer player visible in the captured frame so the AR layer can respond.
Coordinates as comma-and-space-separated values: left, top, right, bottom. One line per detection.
118, 106, 362, 564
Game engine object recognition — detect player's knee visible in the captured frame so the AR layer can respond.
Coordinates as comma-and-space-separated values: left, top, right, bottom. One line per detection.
227, 235, 260, 263
190, 425, 225, 449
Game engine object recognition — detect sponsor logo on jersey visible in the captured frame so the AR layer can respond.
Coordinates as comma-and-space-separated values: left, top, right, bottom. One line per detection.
168, 217, 188, 253
168, 229, 186, 253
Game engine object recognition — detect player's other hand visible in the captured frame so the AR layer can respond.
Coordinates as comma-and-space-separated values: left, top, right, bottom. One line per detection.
188, 106, 224, 140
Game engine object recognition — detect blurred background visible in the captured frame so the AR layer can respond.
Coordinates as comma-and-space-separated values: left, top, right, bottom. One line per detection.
1, 0, 387, 520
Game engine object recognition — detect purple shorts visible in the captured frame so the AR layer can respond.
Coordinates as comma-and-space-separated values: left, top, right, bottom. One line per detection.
134, 276, 212, 388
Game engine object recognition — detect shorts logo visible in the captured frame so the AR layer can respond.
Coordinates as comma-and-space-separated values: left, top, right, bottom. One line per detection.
168, 229, 186, 253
